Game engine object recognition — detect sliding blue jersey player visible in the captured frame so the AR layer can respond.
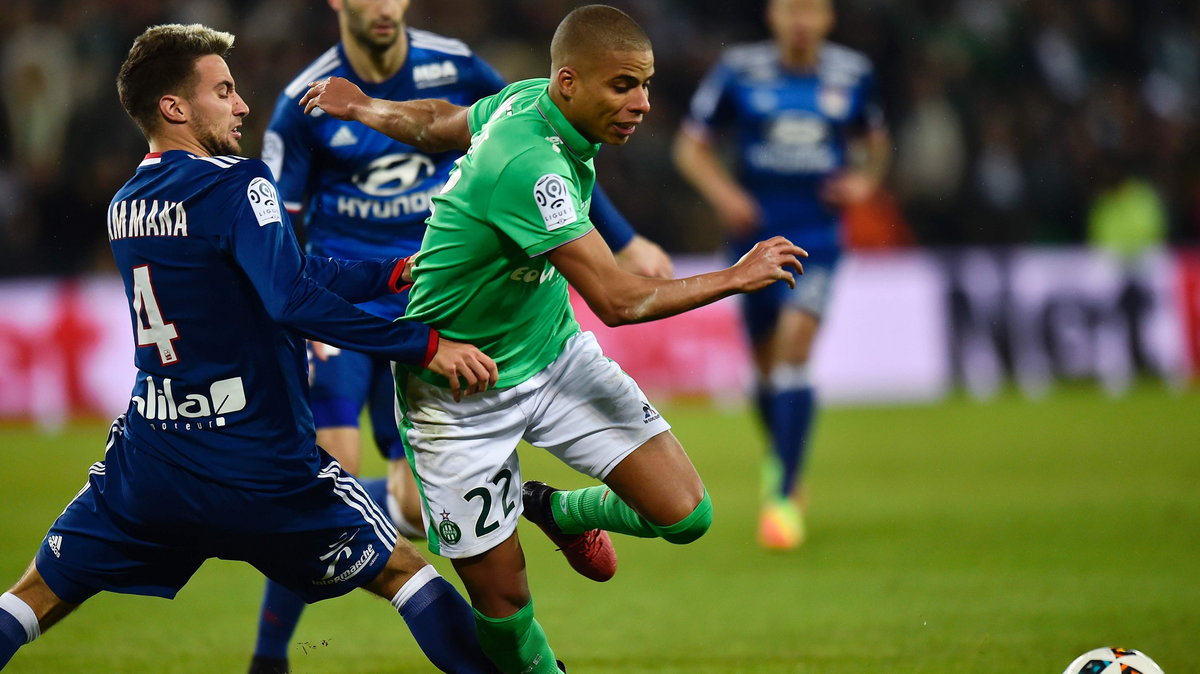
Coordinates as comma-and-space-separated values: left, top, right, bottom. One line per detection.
252, 2, 672, 670
674, 0, 889, 549
0, 25, 497, 673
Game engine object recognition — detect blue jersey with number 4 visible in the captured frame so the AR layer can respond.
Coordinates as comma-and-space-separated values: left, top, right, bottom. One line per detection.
686, 41, 884, 256
107, 151, 435, 490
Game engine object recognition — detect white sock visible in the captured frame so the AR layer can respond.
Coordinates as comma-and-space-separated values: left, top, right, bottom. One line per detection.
386, 492, 426, 539
0, 592, 40, 643
769, 363, 810, 391
389, 564, 441, 612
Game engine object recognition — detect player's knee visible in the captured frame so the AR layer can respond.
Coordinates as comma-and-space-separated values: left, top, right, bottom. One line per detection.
655, 491, 713, 545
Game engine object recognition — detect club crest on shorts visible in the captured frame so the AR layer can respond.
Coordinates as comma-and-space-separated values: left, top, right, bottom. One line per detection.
437, 510, 462, 544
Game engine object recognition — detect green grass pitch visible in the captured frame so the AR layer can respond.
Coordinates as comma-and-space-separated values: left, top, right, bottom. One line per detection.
2, 385, 1197, 672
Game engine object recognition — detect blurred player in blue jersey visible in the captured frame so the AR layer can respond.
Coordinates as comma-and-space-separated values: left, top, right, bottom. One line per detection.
674, 0, 889, 549
0, 24, 500, 673
252, 1, 671, 670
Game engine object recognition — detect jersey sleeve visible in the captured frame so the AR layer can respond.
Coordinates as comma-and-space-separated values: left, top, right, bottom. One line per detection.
487, 150, 594, 257
589, 183, 635, 251
262, 92, 313, 216
684, 59, 738, 137
467, 78, 549, 135
304, 255, 406, 303
220, 161, 436, 365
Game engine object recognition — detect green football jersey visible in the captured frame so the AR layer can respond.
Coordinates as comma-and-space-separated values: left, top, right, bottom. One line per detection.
404, 79, 602, 388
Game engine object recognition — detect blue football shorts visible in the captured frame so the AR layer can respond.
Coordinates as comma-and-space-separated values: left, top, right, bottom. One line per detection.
729, 243, 841, 344
309, 346, 406, 461
35, 417, 398, 604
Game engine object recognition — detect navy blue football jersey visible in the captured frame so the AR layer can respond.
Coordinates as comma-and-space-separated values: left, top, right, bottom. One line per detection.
107, 150, 435, 490
685, 42, 885, 255
262, 29, 506, 319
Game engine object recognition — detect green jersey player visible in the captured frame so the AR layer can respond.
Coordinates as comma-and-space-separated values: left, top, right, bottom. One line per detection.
301, 6, 806, 672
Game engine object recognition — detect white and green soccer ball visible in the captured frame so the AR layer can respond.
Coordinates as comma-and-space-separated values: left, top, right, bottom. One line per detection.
1062, 647, 1164, 674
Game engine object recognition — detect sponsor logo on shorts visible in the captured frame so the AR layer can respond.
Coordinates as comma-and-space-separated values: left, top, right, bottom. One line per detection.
642, 401, 661, 423
437, 510, 462, 544
48, 534, 62, 558
314, 531, 377, 586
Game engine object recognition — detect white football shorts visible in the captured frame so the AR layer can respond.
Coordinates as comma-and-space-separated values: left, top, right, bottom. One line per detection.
395, 331, 671, 558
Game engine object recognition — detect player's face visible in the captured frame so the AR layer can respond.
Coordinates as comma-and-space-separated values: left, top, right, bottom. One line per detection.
187, 54, 249, 156
768, 0, 834, 56
568, 49, 654, 146
341, 0, 409, 54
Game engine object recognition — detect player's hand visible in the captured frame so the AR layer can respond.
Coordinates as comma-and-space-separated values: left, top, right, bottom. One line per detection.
731, 236, 807, 292
427, 338, 499, 402
301, 77, 368, 119
716, 187, 763, 238
821, 170, 877, 206
615, 234, 674, 279
401, 256, 416, 284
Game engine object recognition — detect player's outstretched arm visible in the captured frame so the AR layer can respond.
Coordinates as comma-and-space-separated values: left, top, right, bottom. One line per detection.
672, 126, 762, 237
300, 76, 471, 153
426, 337, 499, 401
548, 230, 805, 326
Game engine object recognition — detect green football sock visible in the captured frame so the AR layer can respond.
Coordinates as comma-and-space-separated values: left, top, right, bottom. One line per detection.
473, 600, 558, 674
552, 487, 714, 545
552, 486, 657, 537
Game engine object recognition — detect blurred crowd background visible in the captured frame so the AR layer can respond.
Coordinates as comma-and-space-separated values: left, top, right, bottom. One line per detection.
1, 0, 1198, 278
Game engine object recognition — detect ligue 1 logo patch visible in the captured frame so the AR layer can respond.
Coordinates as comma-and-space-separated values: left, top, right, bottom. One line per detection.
534, 173, 575, 231
437, 510, 462, 544
247, 176, 282, 226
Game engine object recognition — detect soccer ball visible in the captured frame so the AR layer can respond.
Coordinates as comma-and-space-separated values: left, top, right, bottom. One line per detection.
1062, 647, 1164, 674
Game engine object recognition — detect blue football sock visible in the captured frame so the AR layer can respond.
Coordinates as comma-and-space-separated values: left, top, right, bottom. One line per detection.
394, 569, 497, 673
253, 580, 305, 660
361, 476, 389, 510
0, 609, 25, 668
0, 592, 38, 669
769, 385, 815, 499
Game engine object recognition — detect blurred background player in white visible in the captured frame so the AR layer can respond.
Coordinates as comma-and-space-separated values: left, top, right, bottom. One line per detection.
0, 23, 499, 673
252, 1, 672, 671
674, 0, 889, 549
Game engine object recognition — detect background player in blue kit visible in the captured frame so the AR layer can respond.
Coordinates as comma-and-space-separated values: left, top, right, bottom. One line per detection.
0, 24, 500, 673
673, 0, 889, 550
252, 2, 672, 669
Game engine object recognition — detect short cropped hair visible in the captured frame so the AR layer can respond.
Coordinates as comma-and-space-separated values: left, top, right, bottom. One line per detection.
117, 24, 235, 136
550, 5, 651, 71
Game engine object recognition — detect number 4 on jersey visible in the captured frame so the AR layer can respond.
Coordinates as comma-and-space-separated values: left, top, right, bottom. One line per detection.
131, 265, 180, 365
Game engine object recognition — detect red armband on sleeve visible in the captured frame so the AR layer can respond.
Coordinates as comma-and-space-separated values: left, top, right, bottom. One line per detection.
421, 329, 440, 368
388, 257, 412, 293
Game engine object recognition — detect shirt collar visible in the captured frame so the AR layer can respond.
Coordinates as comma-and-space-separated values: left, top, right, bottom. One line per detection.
534, 86, 601, 162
